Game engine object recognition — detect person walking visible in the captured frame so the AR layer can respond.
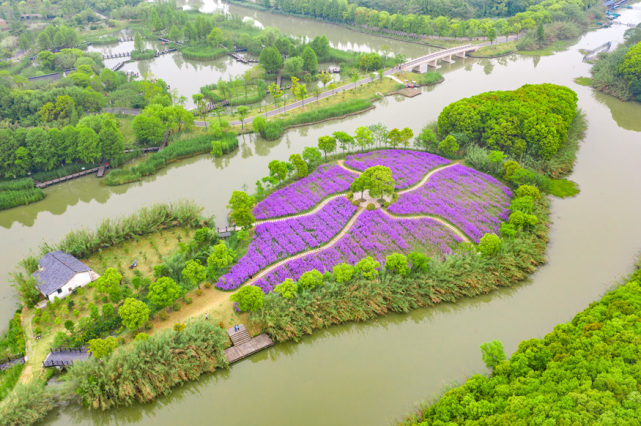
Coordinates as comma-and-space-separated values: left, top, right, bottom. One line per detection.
205, 313, 209, 320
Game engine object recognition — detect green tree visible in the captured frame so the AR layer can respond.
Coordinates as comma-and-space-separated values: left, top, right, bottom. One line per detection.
148, 277, 181, 307
355, 256, 380, 280
479, 233, 501, 256
132, 115, 164, 146
88, 336, 118, 359
169, 25, 181, 42
332, 263, 354, 283
101, 303, 114, 318
311, 35, 330, 58
94, 268, 122, 294
258, 46, 283, 73
301, 46, 318, 73
182, 259, 207, 288
487, 27, 497, 46
98, 119, 124, 161
207, 242, 233, 276
227, 190, 256, 229
230, 285, 264, 311
298, 269, 323, 290
289, 153, 308, 178
333, 131, 353, 153
408, 252, 430, 272
236, 105, 249, 129
619, 42, 641, 84
439, 135, 459, 157
134, 31, 144, 53
64, 319, 74, 333
352, 165, 395, 199
318, 70, 333, 89
283, 56, 304, 75
354, 126, 373, 152
151, 8, 163, 31
89, 304, 100, 321
318, 135, 336, 159
415, 126, 437, 150
537, 22, 545, 44
385, 253, 409, 276
302, 147, 322, 164
274, 278, 298, 299
480, 339, 506, 370
268, 159, 288, 183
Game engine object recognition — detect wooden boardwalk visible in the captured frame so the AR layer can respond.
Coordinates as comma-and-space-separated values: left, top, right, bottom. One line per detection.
42, 347, 90, 368
34, 167, 100, 188
224, 324, 274, 364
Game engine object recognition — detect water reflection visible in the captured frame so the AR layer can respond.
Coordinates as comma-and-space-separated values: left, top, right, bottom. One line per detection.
593, 90, 641, 132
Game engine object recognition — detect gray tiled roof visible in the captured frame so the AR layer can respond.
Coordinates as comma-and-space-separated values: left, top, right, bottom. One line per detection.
33, 251, 92, 296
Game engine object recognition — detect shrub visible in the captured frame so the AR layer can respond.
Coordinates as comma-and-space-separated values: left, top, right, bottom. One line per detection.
204, 282, 212, 289
439, 135, 459, 157
34, 326, 42, 336
144, 322, 154, 330
173, 323, 186, 332
479, 233, 501, 256
172, 302, 182, 312
351, 200, 361, 206
196, 289, 203, 296
159, 311, 169, 321
366, 203, 376, 210
229, 286, 264, 311
184, 297, 193, 305
516, 184, 541, 200
480, 339, 506, 370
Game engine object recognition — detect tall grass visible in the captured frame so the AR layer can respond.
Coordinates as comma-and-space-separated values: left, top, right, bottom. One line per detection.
0, 363, 25, 402
0, 179, 34, 192
104, 133, 237, 186
31, 163, 99, 182
591, 48, 633, 101
254, 197, 550, 342
279, 98, 373, 127
0, 189, 45, 211
89, 37, 119, 45
417, 72, 443, 85
0, 379, 58, 426
200, 83, 225, 102
182, 46, 229, 61
65, 319, 228, 410
131, 49, 156, 61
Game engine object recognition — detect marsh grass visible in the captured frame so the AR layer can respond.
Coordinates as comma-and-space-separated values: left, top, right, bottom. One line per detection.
548, 178, 580, 197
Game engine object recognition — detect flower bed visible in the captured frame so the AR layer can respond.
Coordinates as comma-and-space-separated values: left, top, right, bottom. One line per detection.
344, 150, 450, 189
216, 197, 357, 290
254, 164, 358, 219
388, 164, 512, 243
253, 210, 462, 293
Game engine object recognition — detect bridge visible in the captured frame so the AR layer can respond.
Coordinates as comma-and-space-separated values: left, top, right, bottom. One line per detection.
583, 42, 612, 62
401, 44, 480, 73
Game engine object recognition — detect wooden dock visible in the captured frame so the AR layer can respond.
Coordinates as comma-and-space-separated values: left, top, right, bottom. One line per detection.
224, 324, 274, 364
229, 52, 258, 64
34, 167, 100, 188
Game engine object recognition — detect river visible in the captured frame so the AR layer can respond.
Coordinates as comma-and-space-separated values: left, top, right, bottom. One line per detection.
4, 4, 641, 425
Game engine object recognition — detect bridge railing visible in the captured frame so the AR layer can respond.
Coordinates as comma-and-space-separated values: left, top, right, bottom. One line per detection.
582, 41, 612, 62
402, 44, 476, 68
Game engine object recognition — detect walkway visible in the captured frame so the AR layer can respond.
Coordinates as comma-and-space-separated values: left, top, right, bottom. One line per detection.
224, 324, 274, 363
401, 44, 480, 72
42, 348, 91, 368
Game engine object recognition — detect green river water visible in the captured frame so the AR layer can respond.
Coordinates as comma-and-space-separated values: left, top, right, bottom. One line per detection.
1, 3, 641, 425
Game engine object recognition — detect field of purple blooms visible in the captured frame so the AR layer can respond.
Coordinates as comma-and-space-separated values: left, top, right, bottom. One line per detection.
253, 210, 462, 293
254, 164, 358, 219
344, 149, 450, 189
217, 197, 357, 290
388, 164, 512, 243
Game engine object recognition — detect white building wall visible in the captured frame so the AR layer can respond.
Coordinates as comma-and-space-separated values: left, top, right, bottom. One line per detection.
47, 271, 93, 302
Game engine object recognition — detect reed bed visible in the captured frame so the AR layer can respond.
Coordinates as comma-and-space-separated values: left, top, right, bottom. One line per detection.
131, 49, 156, 61
0, 179, 34, 192
182, 46, 229, 61
254, 197, 549, 342
65, 320, 229, 410
0, 188, 45, 211
31, 162, 98, 182
0, 379, 58, 426
200, 83, 225, 102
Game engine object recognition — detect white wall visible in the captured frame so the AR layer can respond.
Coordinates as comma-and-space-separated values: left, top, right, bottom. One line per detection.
47, 271, 93, 302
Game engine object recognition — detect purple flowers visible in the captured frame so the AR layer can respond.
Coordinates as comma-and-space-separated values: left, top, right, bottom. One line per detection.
216, 197, 357, 290
388, 164, 512, 243
254, 164, 358, 219
345, 149, 450, 189
252, 210, 462, 293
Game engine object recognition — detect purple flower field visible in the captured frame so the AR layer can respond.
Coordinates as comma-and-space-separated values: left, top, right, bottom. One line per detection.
345, 149, 450, 189
254, 164, 358, 219
388, 164, 512, 243
252, 210, 462, 293
216, 197, 357, 290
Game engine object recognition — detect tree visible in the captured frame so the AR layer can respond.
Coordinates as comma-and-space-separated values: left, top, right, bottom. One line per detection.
134, 31, 144, 53
318, 71, 333, 89
351, 72, 359, 89
182, 259, 207, 288
439, 135, 459, 157
332, 263, 354, 283
354, 127, 373, 152
302, 147, 322, 164
268, 160, 288, 183
487, 27, 497, 46
169, 24, 181, 42
298, 269, 323, 290
268, 82, 282, 108
356, 256, 380, 280
283, 57, 304, 75
275, 278, 298, 299
619, 42, 641, 84
88, 336, 118, 359
227, 190, 256, 229
360, 53, 382, 73
64, 320, 74, 333
148, 277, 181, 307
368, 123, 388, 147
352, 165, 395, 199
94, 268, 122, 294
151, 8, 163, 31
98, 119, 124, 161
230, 285, 263, 311
516, 185, 541, 200
333, 131, 353, 153
291, 77, 308, 107
318, 135, 336, 159
380, 44, 390, 67
119, 298, 150, 331
236, 106, 249, 129
479, 233, 501, 256
208, 242, 233, 276
101, 303, 114, 318
37, 51, 55, 70
132, 115, 164, 146
480, 340, 506, 370
301, 46, 318, 73
537, 22, 546, 44
312, 86, 322, 103
258, 46, 283, 73
415, 126, 437, 150
289, 153, 308, 178
385, 253, 409, 276
311, 35, 330, 58
408, 252, 430, 272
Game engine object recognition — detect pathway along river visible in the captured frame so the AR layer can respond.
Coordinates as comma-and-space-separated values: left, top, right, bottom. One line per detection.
3, 6, 641, 425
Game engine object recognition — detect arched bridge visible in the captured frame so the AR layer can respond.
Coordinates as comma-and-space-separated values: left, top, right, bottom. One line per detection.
401, 44, 480, 73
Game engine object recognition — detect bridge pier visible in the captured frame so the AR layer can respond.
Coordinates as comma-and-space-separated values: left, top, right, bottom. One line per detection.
456, 51, 466, 59
441, 55, 453, 63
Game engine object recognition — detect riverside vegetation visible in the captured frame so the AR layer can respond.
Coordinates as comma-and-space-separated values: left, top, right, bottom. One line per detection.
396, 256, 641, 426
1, 84, 585, 423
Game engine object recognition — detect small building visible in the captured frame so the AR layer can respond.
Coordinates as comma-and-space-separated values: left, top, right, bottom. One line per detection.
33, 251, 99, 302
0, 19, 7, 26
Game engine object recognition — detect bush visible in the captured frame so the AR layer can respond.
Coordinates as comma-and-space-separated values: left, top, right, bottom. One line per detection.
144, 322, 154, 330
351, 199, 361, 206
172, 302, 182, 312
196, 289, 203, 296
131, 49, 156, 60
159, 311, 169, 321
184, 297, 193, 305
366, 203, 376, 210
204, 282, 212, 289
182, 46, 229, 61
0, 188, 46, 211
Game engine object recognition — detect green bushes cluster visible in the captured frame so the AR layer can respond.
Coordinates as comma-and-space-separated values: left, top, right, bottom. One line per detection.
230, 80, 268, 106
417, 72, 443, 85
0, 378, 58, 426
211, 136, 239, 157
407, 265, 641, 425
0, 188, 45, 211
200, 83, 225, 102
438, 84, 578, 159
66, 319, 228, 409
130, 49, 156, 61
182, 46, 229, 61
0, 313, 25, 357
0, 363, 25, 402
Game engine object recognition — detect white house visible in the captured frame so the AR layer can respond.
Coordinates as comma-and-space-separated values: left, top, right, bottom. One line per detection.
33, 251, 100, 302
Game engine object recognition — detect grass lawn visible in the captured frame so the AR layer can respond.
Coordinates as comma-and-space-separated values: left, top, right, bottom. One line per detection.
548, 178, 580, 198
472, 41, 518, 57
118, 115, 136, 146
574, 76, 594, 86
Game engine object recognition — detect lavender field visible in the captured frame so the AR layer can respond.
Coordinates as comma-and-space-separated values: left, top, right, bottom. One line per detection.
254, 164, 358, 220
217, 197, 358, 290
253, 210, 462, 293
388, 164, 512, 243
345, 150, 450, 189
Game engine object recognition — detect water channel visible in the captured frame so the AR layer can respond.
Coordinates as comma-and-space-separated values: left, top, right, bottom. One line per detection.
2, 4, 641, 425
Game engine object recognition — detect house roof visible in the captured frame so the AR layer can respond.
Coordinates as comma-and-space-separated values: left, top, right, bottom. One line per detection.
33, 251, 92, 295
